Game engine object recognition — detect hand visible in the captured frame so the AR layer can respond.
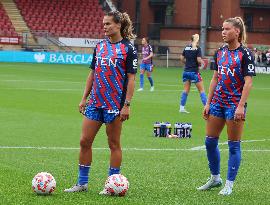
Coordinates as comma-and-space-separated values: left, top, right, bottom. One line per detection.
151, 65, 154, 72
78, 99, 87, 114
234, 105, 245, 121
203, 104, 210, 120
120, 106, 130, 121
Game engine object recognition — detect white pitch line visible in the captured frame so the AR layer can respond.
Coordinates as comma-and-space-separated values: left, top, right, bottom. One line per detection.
189, 139, 270, 151
0, 88, 195, 92
0, 145, 270, 152
0, 88, 82, 91
0, 146, 188, 151
1, 80, 270, 90
1, 79, 82, 84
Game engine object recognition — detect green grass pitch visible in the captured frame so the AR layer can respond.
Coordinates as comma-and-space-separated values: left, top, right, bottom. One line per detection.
0, 62, 269, 204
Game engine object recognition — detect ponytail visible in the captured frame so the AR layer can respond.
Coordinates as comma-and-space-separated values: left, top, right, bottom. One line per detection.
191, 34, 199, 50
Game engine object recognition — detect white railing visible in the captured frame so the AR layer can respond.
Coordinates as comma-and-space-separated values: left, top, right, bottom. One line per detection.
105, 0, 117, 11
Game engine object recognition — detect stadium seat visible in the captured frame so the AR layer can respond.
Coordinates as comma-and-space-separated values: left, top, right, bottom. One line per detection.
15, 0, 105, 38
0, 2, 18, 36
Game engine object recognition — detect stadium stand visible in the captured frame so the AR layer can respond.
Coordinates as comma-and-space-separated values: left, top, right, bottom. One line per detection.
15, 0, 105, 38
0, 2, 18, 37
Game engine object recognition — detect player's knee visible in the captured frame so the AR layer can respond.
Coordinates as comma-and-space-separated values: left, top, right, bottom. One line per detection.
108, 139, 121, 151
80, 137, 93, 149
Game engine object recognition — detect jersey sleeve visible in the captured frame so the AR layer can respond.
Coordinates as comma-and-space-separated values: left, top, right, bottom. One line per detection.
90, 47, 96, 70
126, 43, 138, 74
242, 48, 256, 76
182, 47, 186, 57
149, 45, 153, 53
197, 47, 202, 57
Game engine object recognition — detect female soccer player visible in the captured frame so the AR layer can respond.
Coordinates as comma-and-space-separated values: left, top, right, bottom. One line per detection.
179, 34, 207, 113
137, 37, 154, 91
64, 10, 137, 195
197, 17, 255, 195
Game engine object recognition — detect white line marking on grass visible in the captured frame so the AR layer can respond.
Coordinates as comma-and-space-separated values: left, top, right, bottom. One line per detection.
190, 139, 270, 150
0, 146, 188, 151
0, 88, 82, 91
1, 80, 82, 84
0, 141, 270, 152
0, 88, 196, 92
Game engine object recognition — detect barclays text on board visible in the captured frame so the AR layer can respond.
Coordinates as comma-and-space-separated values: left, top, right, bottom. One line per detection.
0, 51, 93, 64
255, 66, 270, 74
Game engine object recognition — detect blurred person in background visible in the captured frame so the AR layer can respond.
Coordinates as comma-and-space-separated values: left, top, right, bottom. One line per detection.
266, 49, 270, 65
179, 34, 207, 113
137, 37, 154, 92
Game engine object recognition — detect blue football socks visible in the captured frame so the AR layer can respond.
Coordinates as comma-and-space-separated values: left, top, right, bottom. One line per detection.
200, 92, 207, 106
140, 74, 144, 88
205, 136, 220, 175
180, 92, 188, 106
78, 164, 90, 185
148, 77, 154, 87
108, 167, 120, 176
227, 141, 241, 181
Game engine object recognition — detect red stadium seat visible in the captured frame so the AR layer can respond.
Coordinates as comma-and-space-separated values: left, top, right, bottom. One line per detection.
0, 3, 18, 36
14, 0, 105, 37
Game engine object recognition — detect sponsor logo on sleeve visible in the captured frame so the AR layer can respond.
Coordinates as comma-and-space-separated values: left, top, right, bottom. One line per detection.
133, 59, 138, 68
248, 64, 255, 73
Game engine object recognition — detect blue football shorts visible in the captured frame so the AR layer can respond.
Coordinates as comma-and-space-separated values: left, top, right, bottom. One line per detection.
84, 106, 119, 123
209, 103, 247, 120
140, 63, 153, 72
182, 71, 202, 83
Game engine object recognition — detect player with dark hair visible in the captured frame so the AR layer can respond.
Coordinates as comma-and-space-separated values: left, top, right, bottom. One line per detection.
137, 37, 154, 91
64, 10, 137, 195
197, 16, 255, 195
179, 34, 207, 113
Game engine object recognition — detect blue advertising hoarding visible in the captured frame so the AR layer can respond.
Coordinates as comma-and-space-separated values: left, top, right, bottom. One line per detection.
0, 51, 93, 64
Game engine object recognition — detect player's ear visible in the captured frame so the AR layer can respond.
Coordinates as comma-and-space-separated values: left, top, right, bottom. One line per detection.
235, 27, 240, 36
116, 23, 121, 30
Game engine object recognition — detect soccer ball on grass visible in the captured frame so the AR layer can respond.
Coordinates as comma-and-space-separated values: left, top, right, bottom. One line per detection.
104, 174, 129, 196
32, 172, 56, 195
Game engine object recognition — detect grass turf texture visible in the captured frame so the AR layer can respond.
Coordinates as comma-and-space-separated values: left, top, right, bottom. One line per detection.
0, 62, 269, 205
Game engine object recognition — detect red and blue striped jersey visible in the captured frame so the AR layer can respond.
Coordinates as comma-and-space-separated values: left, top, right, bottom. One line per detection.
89, 38, 137, 110
212, 44, 256, 108
142, 44, 153, 64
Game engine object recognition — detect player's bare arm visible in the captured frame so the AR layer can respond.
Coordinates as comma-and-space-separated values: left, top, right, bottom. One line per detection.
120, 73, 135, 121
203, 71, 218, 119
79, 70, 94, 113
180, 54, 186, 63
234, 76, 253, 121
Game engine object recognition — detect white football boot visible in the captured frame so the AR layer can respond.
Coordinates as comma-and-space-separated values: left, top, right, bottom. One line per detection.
179, 106, 190, 114
219, 180, 233, 196
150, 86, 154, 92
99, 188, 111, 196
64, 184, 88, 192
137, 88, 144, 91
197, 176, 223, 191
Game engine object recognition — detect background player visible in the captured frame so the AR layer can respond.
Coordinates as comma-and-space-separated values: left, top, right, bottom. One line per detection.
64, 10, 137, 195
197, 17, 255, 195
179, 34, 207, 113
137, 37, 154, 91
